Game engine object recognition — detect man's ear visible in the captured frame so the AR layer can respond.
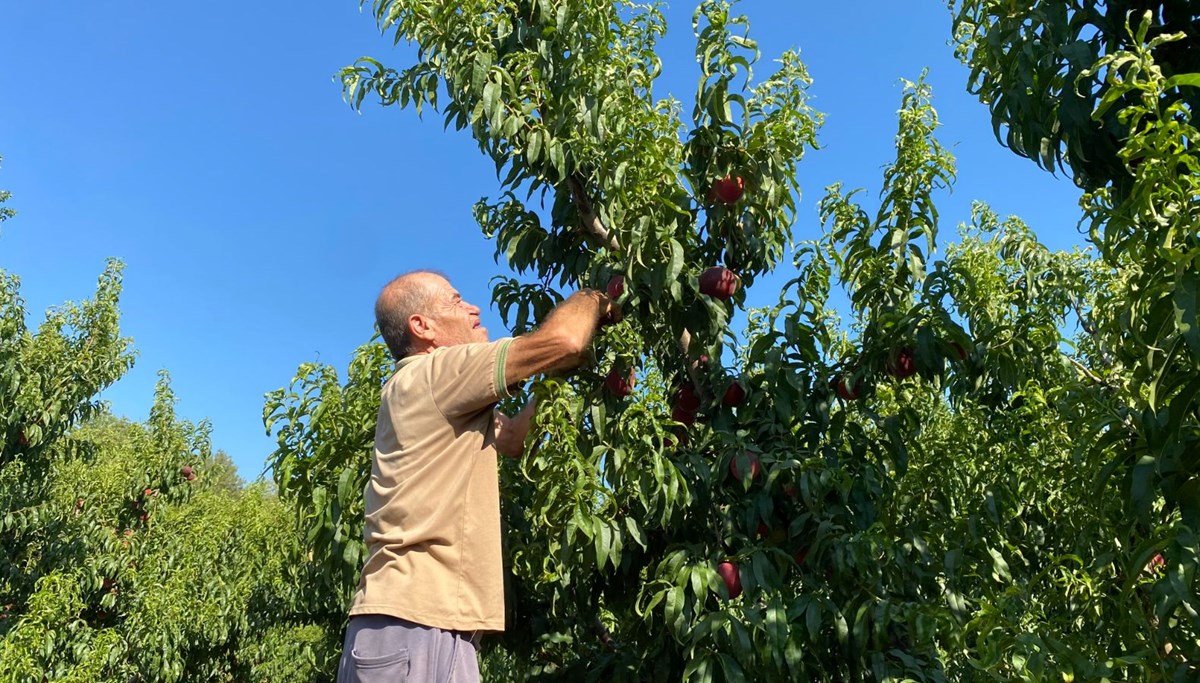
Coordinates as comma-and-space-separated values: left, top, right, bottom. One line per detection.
409, 314, 436, 344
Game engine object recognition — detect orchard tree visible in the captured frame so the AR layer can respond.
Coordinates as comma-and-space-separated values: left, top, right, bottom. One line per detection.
0, 258, 134, 586
0, 159, 131, 680
0, 185, 335, 681
0, 373, 340, 682
955, 3, 1200, 671
951, 0, 1198, 196
265, 342, 393, 611
264, 0, 1197, 680
0, 156, 14, 228
953, 1, 1200, 520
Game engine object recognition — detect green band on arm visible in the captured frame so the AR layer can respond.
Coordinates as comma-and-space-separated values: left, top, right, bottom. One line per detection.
495, 338, 514, 399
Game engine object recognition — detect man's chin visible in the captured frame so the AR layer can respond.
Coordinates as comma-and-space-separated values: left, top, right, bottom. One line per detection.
475, 327, 489, 342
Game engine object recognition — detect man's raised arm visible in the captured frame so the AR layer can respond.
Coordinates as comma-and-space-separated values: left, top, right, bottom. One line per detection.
503, 289, 618, 385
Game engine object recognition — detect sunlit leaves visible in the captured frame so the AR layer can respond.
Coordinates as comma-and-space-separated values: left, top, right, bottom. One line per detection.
0, 156, 14, 229
0, 385, 319, 682
950, 0, 1200, 194
264, 340, 391, 606
293, 0, 1200, 680
822, 74, 954, 322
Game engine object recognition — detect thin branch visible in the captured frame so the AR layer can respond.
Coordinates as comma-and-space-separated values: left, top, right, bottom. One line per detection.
567, 174, 620, 252
1068, 356, 1106, 386
1072, 299, 1098, 336
592, 616, 618, 652
679, 329, 706, 400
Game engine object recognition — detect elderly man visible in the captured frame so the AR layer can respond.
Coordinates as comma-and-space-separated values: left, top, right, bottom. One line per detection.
336, 270, 618, 683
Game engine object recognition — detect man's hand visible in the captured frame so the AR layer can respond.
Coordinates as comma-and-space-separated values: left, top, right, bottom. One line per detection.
600, 296, 623, 326
494, 398, 537, 459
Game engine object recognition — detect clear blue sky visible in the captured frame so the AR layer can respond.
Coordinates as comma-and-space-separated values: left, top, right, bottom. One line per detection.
0, 2, 1087, 481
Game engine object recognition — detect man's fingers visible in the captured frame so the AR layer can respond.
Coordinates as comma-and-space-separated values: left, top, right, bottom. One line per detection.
601, 299, 623, 326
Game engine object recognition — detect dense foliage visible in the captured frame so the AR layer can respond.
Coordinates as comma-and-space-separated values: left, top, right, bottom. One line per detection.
0, 0, 1196, 680
0, 261, 339, 679
257, 0, 1200, 680
951, 0, 1199, 197
953, 0, 1200, 531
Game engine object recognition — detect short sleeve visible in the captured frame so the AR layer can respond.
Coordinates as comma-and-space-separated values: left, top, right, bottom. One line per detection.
425, 338, 514, 418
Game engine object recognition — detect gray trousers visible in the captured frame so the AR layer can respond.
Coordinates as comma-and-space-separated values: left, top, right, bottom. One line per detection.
337, 614, 481, 683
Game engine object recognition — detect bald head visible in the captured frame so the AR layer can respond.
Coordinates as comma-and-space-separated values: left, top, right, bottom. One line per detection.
375, 270, 444, 360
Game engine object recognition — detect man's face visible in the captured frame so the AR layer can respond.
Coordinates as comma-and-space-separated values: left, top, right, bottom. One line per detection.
426, 276, 488, 347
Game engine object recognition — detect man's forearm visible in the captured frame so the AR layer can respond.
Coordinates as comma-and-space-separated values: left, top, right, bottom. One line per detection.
504, 289, 620, 383
540, 290, 613, 364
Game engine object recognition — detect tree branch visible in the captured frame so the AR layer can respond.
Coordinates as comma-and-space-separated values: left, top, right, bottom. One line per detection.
679, 329, 706, 400
1067, 356, 1106, 386
592, 616, 618, 652
567, 173, 706, 400
567, 174, 620, 252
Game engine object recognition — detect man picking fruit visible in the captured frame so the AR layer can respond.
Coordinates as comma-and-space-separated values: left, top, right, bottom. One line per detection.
336, 270, 618, 683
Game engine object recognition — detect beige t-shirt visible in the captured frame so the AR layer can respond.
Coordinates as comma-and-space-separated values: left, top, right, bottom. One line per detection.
348, 338, 515, 632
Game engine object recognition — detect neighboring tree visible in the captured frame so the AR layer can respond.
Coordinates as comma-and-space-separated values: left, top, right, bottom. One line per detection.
207, 449, 246, 494
261, 1, 1197, 681
951, 0, 1199, 197
955, 5, 1200, 676
0, 156, 14, 227
952, 1, 1200, 513
265, 343, 392, 613
0, 186, 336, 681
0, 249, 134, 681
0, 374, 341, 682
0, 257, 135, 577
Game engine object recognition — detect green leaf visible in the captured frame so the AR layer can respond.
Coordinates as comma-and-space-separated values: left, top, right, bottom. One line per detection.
987, 546, 1012, 582
527, 128, 543, 163
548, 142, 566, 181
471, 53, 492, 92
666, 585, 686, 634
806, 599, 821, 641
766, 595, 787, 645
718, 653, 747, 683
833, 609, 849, 644
624, 516, 647, 552
1177, 477, 1200, 528
1174, 268, 1200, 362
614, 161, 628, 187
667, 239, 685, 289
342, 540, 361, 568
683, 655, 714, 682
1163, 74, 1200, 90
482, 78, 499, 122
1131, 455, 1158, 522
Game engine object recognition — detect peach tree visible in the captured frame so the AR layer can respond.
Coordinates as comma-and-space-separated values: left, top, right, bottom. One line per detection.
954, 1, 1200, 675
0, 195, 334, 680
1, 365, 339, 681
263, 0, 1197, 680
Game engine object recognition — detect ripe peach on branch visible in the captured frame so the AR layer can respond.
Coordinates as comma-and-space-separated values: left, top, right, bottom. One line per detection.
888, 347, 917, 380
699, 267, 740, 301
834, 375, 862, 401
716, 560, 742, 599
721, 380, 747, 407
606, 274, 625, 300
709, 175, 745, 204
604, 367, 636, 398
729, 451, 761, 482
